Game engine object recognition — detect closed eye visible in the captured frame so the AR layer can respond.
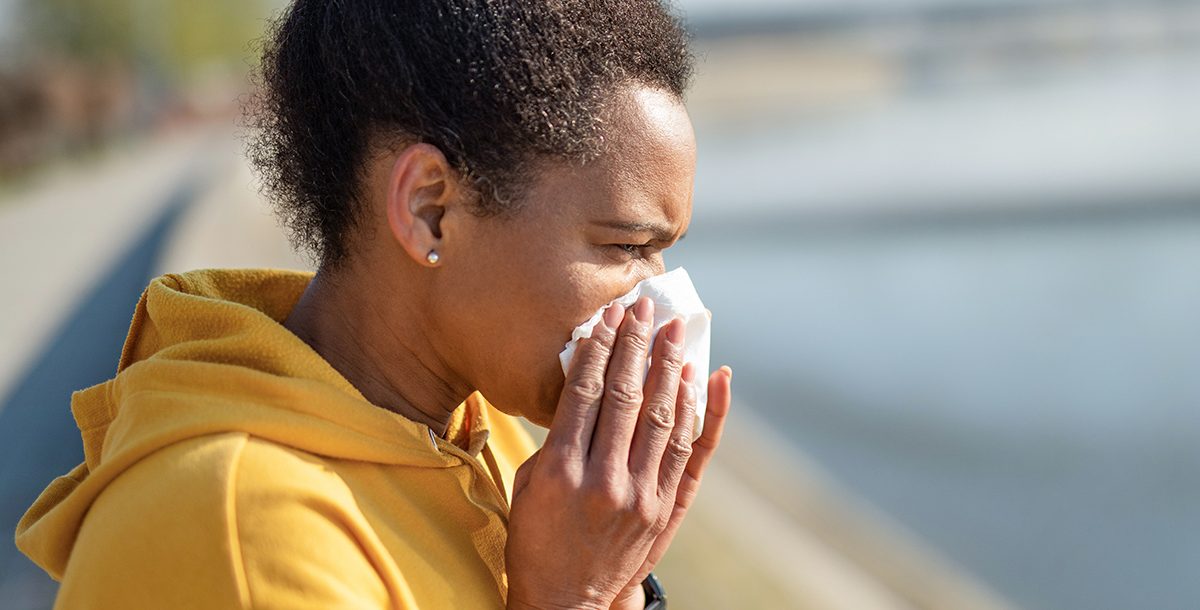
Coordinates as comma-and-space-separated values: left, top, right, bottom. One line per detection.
610, 243, 652, 259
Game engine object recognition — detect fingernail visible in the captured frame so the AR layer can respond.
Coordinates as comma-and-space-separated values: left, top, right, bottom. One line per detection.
633, 296, 653, 324
722, 365, 733, 382
603, 303, 624, 329
666, 318, 685, 345
682, 362, 696, 383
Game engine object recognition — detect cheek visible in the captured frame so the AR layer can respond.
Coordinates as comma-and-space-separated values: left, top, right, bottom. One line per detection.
445, 221, 635, 418
505, 265, 602, 372
443, 257, 584, 397
473, 263, 626, 420
512, 271, 626, 423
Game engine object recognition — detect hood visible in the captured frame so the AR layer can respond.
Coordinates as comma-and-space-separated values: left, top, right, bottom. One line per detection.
15, 268, 497, 578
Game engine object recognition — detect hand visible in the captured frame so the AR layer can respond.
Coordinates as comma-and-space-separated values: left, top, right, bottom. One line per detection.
609, 364, 732, 608
504, 296, 732, 610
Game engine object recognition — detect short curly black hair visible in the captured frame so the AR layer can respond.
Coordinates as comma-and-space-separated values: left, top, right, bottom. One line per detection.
245, 0, 696, 272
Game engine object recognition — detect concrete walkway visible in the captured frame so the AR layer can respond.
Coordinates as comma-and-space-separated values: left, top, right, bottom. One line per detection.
0, 128, 222, 407
0, 127, 223, 608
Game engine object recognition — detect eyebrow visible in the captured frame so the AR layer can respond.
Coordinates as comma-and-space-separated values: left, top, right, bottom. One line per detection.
593, 220, 687, 242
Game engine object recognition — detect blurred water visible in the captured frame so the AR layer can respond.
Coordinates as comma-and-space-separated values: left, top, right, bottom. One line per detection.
691, 47, 1200, 219
673, 210, 1200, 610
672, 39, 1200, 609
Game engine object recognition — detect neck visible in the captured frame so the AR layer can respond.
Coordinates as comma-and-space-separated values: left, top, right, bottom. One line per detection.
282, 262, 470, 437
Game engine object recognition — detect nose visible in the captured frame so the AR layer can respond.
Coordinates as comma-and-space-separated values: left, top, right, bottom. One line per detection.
632, 263, 667, 291
603, 269, 660, 307
645, 257, 667, 279
615, 264, 666, 300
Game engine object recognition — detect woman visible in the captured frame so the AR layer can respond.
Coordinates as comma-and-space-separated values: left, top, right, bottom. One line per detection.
16, 1, 733, 608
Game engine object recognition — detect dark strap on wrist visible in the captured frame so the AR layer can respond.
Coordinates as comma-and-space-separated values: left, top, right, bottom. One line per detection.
641, 572, 667, 610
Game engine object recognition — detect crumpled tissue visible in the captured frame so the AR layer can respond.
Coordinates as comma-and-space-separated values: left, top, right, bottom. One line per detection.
558, 267, 711, 441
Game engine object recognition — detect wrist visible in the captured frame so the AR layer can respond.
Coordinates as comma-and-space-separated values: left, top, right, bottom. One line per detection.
507, 599, 608, 610
609, 584, 646, 610
505, 585, 613, 610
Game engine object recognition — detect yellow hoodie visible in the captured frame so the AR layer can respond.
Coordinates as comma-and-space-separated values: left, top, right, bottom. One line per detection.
15, 268, 539, 609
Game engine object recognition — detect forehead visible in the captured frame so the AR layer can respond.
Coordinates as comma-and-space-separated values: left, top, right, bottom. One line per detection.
531, 86, 696, 228
602, 86, 696, 193
604, 86, 696, 155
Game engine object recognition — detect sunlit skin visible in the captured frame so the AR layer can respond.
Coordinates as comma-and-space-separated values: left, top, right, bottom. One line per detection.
282, 82, 733, 610
284, 84, 703, 432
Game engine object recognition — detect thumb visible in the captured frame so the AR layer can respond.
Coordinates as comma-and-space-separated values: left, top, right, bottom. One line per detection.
512, 448, 541, 498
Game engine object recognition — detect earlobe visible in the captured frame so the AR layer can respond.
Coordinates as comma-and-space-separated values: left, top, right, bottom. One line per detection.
383, 143, 453, 267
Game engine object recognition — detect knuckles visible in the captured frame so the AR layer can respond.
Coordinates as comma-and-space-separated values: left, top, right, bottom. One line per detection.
666, 434, 695, 462
656, 354, 683, 379
577, 334, 614, 364
581, 475, 627, 514
589, 324, 618, 345
564, 376, 605, 405
644, 401, 675, 430
579, 477, 665, 533
539, 457, 584, 490
631, 490, 663, 531
605, 380, 643, 406
656, 334, 684, 362
616, 327, 650, 354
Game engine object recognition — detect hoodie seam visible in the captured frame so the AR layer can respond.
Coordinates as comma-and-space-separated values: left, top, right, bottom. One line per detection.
225, 433, 254, 609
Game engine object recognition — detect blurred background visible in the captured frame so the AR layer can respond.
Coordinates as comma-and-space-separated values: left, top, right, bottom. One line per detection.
2, 1, 1199, 609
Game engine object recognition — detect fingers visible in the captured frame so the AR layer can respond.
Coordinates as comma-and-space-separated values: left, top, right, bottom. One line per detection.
542, 303, 624, 459
656, 363, 698, 500
678, 366, 732, 496
621, 367, 732, 587
692, 366, 732, 458
627, 317, 686, 483
589, 296, 655, 467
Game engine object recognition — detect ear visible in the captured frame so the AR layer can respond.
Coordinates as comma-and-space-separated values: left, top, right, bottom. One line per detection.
383, 143, 459, 267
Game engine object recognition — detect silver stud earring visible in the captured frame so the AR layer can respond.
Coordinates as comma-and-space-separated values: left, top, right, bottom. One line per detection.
426, 250, 440, 265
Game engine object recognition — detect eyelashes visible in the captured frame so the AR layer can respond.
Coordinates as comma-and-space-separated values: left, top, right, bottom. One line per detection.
610, 243, 653, 259
603, 240, 671, 263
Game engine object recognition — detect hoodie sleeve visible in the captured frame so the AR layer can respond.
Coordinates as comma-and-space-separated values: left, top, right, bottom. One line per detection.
53, 433, 415, 610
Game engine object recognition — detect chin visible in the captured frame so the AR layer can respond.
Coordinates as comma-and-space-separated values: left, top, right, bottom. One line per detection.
519, 380, 563, 429
484, 372, 563, 429
519, 410, 554, 429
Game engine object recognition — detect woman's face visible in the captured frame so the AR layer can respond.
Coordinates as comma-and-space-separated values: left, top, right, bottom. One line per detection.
434, 85, 696, 427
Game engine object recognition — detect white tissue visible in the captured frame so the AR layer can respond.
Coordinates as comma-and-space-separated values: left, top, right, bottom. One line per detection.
558, 267, 711, 441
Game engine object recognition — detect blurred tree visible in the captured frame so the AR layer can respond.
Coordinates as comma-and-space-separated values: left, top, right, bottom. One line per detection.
18, 0, 278, 81
21, 0, 137, 64
1, 0, 281, 176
